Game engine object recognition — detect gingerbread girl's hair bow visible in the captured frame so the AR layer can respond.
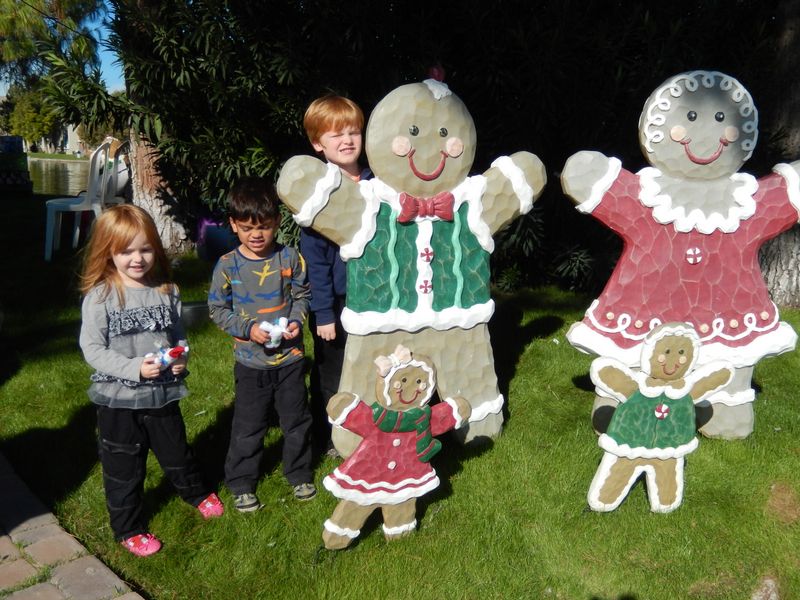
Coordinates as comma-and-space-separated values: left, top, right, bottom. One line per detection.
374, 344, 413, 378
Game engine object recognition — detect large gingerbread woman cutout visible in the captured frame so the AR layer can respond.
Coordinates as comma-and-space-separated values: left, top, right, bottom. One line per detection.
561, 71, 800, 439
278, 79, 546, 454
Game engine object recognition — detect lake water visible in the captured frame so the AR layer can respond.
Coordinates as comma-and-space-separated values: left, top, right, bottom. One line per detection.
28, 158, 90, 196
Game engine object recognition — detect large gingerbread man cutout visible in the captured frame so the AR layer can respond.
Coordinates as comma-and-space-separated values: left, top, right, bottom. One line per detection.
561, 71, 800, 439
278, 79, 546, 454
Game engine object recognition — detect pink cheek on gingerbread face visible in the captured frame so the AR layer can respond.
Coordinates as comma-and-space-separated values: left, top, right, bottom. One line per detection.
670, 126, 687, 142
445, 137, 464, 158
392, 136, 412, 157
657, 353, 667, 364
724, 126, 739, 142
679, 355, 688, 365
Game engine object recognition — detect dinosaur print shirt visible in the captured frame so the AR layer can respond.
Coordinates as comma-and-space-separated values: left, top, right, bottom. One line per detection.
208, 245, 310, 369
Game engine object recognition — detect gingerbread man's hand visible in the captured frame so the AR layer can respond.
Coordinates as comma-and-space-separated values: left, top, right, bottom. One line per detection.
451, 396, 472, 424
326, 392, 358, 421
689, 367, 734, 402
277, 156, 364, 247
482, 150, 547, 235
561, 150, 617, 206
592, 362, 638, 401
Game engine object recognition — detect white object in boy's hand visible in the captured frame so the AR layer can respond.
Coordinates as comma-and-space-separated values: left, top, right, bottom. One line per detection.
145, 340, 189, 370
259, 317, 289, 349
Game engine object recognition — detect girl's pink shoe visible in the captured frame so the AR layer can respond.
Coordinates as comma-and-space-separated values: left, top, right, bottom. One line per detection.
197, 492, 224, 519
121, 533, 162, 557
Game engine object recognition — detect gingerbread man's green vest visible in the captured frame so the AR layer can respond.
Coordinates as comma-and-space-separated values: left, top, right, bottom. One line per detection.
346, 202, 491, 314
606, 391, 695, 450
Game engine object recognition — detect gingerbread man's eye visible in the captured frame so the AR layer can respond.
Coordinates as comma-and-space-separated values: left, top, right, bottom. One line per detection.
715, 111, 725, 122
401, 377, 408, 383
665, 349, 671, 354
416, 378, 422, 384
687, 111, 697, 122
409, 125, 419, 136
439, 127, 448, 137
678, 349, 685, 355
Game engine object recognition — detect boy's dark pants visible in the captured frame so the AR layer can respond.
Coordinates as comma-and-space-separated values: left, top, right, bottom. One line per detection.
225, 360, 312, 494
96, 403, 209, 541
309, 297, 347, 449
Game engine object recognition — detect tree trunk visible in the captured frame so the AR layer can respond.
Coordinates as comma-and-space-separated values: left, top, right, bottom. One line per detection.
128, 135, 192, 255
761, 225, 800, 307
761, 0, 800, 307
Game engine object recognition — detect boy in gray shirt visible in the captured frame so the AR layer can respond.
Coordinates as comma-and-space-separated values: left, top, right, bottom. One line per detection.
209, 177, 315, 510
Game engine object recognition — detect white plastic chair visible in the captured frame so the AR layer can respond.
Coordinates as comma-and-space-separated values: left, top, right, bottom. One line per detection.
44, 140, 112, 261
105, 139, 130, 207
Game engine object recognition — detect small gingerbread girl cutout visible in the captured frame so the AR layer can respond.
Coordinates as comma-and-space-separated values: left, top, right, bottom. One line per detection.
587, 323, 733, 513
321, 344, 470, 550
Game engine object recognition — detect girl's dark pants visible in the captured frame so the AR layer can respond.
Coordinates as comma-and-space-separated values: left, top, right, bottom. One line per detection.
224, 360, 312, 494
97, 402, 209, 541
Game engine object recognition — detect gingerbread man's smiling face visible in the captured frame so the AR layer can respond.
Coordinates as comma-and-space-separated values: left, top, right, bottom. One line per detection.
376, 361, 436, 411
649, 335, 695, 381
638, 71, 758, 180
366, 80, 477, 197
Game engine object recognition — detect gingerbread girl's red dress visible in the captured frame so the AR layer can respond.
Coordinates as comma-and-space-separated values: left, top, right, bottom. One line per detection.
323, 398, 462, 505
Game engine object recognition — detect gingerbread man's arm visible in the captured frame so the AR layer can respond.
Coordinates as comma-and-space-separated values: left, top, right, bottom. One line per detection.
560, 150, 622, 208
277, 156, 367, 247
590, 357, 638, 402
481, 151, 546, 235
326, 391, 359, 421
688, 366, 734, 402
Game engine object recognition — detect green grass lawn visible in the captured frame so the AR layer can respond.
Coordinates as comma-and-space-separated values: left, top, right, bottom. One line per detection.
1, 193, 799, 599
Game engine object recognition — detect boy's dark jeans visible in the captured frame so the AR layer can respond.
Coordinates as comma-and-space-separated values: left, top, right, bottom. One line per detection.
225, 360, 313, 494
308, 296, 347, 449
96, 402, 209, 541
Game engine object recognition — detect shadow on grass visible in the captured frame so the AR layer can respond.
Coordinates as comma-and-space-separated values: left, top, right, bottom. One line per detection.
490, 294, 565, 418
0, 403, 98, 530
141, 401, 293, 514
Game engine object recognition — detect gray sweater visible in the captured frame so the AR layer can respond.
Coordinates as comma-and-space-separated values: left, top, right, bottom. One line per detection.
79, 284, 188, 409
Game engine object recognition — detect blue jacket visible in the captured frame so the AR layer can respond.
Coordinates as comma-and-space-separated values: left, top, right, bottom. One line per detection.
300, 227, 346, 326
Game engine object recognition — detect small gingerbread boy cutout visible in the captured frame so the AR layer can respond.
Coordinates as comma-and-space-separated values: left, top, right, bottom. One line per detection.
587, 323, 733, 513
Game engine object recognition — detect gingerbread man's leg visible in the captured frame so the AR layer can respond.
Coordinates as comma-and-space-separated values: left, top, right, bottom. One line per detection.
428, 325, 504, 444
587, 453, 644, 511
381, 499, 417, 541
645, 457, 684, 513
322, 500, 376, 550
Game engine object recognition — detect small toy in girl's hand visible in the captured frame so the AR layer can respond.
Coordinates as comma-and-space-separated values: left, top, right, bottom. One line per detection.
145, 341, 189, 370
259, 317, 289, 349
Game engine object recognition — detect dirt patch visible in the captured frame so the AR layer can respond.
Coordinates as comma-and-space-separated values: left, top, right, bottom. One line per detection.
766, 482, 800, 525
688, 572, 739, 598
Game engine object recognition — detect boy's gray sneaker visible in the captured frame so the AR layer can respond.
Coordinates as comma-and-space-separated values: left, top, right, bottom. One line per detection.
293, 483, 317, 501
233, 492, 262, 512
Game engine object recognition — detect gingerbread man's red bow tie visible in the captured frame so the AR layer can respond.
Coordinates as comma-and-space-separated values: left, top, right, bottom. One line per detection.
397, 191, 455, 223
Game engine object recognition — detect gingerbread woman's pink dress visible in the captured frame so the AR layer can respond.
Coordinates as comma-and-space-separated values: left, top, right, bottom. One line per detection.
567, 161, 800, 407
